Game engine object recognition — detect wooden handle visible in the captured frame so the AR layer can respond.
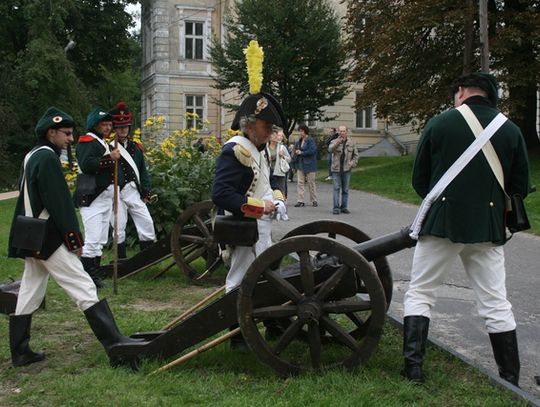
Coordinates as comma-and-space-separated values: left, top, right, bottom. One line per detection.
161, 285, 226, 330
148, 327, 240, 375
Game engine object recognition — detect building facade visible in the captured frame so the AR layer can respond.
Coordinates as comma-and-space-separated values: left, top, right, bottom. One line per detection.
141, 0, 419, 153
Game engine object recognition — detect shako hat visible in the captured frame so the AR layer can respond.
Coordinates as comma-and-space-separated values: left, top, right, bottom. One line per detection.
35, 107, 75, 139
109, 101, 133, 127
231, 92, 287, 131
86, 107, 113, 132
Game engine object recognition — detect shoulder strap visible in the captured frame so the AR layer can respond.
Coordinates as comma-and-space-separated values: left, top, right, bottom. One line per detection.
409, 107, 508, 239
456, 104, 509, 206
22, 146, 53, 219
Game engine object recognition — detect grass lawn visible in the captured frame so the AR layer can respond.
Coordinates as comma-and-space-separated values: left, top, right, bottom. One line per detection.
0, 196, 528, 406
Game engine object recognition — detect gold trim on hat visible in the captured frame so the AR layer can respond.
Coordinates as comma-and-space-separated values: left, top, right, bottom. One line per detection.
254, 97, 268, 115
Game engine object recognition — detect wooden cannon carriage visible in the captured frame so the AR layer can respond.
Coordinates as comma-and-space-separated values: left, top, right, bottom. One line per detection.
109, 200, 416, 376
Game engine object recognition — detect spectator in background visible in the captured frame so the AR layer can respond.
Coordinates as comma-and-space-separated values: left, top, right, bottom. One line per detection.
294, 124, 318, 207
268, 129, 291, 197
194, 137, 206, 153
287, 143, 296, 182
325, 128, 338, 181
328, 126, 358, 214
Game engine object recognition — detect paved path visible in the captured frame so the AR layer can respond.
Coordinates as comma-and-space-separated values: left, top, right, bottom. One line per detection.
273, 179, 540, 398
0, 191, 18, 201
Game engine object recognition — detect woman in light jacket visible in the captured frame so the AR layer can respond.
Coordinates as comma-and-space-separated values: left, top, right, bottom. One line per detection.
268, 129, 291, 197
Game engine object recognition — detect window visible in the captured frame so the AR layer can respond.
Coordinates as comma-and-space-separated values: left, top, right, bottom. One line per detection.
185, 21, 204, 60
185, 95, 205, 128
355, 92, 376, 129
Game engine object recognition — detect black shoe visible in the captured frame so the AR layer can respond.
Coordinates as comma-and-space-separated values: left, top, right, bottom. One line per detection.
117, 242, 127, 260
294, 202, 305, 207
402, 316, 430, 384
489, 330, 520, 387
139, 240, 154, 252
340, 208, 350, 214
312, 202, 318, 207
9, 314, 45, 367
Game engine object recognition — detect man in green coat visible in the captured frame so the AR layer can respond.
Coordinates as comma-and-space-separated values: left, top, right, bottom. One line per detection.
402, 73, 530, 386
8, 107, 144, 368
75, 108, 120, 287
108, 101, 156, 259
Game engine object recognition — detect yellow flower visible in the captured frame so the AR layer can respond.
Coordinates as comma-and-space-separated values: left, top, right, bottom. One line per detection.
145, 118, 154, 127
244, 40, 264, 94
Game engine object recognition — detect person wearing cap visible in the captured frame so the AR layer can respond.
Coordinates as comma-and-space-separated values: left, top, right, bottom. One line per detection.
75, 108, 120, 287
108, 101, 156, 259
212, 92, 288, 349
7, 107, 145, 368
402, 73, 530, 386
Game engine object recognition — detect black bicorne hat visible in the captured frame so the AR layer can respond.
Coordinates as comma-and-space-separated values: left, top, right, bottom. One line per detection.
231, 92, 287, 131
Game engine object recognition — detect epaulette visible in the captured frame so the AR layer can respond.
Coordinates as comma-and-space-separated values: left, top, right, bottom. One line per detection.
78, 135, 95, 143
233, 143, 252, 167
136, 142, 144, 152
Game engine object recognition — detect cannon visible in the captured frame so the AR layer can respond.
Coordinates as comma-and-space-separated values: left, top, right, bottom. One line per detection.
110, 215, 416, 377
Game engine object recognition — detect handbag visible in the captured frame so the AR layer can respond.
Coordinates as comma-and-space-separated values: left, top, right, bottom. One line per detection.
213, 215, 259, 246
279, 154, 290, 173
506, 194, 531, 233
11, 147, 51, 251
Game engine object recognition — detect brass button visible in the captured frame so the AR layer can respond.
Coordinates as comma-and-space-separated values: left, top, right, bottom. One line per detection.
489, 202, 494, 207
441, 197, 446, 202
36, 251, 40, 255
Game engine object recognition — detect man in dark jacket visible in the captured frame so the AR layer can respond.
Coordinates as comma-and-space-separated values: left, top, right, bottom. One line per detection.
75, 108, 120, 287
108, 101, 156, 258
7, 107, 144, 368
402, 73, 530, 386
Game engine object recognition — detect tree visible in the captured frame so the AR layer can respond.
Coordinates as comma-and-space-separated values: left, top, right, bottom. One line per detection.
345, 0, 540, 149
209, 0, 350, 136
0, 0, 140, 187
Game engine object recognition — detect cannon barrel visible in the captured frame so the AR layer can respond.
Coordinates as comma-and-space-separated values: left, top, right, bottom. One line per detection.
352, 227, 416, 262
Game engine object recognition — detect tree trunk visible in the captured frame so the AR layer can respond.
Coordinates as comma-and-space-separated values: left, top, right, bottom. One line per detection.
508, 84, 540, 150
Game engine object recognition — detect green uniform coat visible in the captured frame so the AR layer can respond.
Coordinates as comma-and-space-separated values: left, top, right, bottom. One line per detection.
75, 133, 115, 206
413, 96, 530, 245
8, 141, 83, 259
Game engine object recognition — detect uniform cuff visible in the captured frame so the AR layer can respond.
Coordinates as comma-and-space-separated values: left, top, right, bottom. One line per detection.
272, 190, 285, 202
241, 197, 265, 219
64, 231, 84, 251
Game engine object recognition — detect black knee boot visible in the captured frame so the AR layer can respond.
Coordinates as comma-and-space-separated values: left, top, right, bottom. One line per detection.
81, 257, 104, 288
117, 242, 127, 260
489, 330, 520, 387
9, 314, 45, 367
83, 299, 145, 366
402, 315, 430, 383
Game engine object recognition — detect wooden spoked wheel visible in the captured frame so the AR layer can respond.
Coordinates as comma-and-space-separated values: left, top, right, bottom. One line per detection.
282, 220, 393, 307
237, 236, 386, 377
170, 200, 221, 281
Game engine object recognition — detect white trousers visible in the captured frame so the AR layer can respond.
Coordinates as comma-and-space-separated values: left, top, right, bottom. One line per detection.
404, 235, 516, 333
80, 185, 114, 257
225, 218, 273, 293
111, 182, 156, 243
15, 245, 99, 315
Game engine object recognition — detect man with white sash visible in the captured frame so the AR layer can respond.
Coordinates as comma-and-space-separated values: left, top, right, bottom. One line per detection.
212, 92, 288, 350
402, 73, 530, 386
75, 108, 119, 288
108, 101, 156, 258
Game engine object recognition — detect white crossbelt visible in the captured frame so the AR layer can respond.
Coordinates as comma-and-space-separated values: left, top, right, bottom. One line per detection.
409, 107, 507, 240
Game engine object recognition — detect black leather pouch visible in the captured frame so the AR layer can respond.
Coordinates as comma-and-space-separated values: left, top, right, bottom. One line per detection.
213, 215, 259, 246
506, 194, 531, 233
11, 215, 48, 251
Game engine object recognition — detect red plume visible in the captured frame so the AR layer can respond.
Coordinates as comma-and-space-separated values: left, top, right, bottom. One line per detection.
117, 101, 127, 110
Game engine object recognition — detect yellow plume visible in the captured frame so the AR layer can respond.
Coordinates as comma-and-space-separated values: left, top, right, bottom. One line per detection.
244, 40, 264, 94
